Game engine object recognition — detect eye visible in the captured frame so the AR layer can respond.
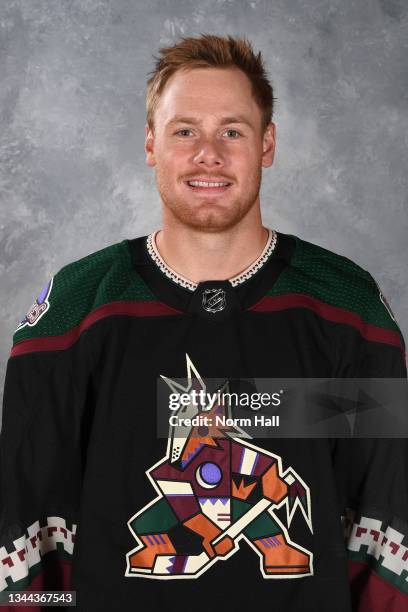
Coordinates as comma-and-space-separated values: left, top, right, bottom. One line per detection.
224, 129, 241, 138
175, 129, 193, 137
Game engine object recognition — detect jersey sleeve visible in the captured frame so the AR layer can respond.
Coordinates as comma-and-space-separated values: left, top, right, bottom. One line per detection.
333, 273, 408, 610
0, 269, 95, 600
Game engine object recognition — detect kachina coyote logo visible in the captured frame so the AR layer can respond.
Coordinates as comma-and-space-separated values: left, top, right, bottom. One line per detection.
125, 355, 313, 580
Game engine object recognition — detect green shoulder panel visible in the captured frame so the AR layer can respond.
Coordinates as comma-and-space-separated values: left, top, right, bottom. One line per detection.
271, 235, 403, 336
13, 240, 155, 346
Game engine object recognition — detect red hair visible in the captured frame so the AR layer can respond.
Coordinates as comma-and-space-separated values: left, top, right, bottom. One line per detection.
146, 33, 275, 132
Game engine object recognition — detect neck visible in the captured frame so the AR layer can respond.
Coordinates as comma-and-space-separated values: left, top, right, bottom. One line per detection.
155, 211, 269, 284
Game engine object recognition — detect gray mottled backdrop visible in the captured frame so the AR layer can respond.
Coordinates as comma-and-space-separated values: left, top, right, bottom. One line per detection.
1, 0, 407, 410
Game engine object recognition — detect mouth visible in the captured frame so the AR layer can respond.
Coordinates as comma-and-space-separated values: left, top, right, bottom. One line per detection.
184, 180, 232, 194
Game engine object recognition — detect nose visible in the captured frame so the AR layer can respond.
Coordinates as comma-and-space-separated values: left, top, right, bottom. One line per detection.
192, 139, 224, 168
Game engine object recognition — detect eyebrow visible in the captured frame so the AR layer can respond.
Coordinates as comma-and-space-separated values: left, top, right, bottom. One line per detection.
166, 115, 254, 129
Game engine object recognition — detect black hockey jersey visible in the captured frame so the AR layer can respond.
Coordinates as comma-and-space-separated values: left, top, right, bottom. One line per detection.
1, 229, 407, 611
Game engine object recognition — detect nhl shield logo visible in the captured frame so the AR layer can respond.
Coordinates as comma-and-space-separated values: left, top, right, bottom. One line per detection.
202, 288, 226, 313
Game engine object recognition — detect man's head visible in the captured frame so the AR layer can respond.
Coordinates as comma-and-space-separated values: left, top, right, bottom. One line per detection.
145, 34, 276, 232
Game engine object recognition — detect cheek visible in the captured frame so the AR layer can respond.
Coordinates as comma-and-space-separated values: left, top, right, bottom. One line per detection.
234, 148, 260, 171
228, 141, 259, 162
160, 143, 190, 165
155, 156, 184, 185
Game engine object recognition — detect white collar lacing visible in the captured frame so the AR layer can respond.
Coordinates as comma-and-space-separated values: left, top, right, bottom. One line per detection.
146, 228, 278, 292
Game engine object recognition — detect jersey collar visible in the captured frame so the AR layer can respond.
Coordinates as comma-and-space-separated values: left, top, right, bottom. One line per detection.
145, 228, 278, 292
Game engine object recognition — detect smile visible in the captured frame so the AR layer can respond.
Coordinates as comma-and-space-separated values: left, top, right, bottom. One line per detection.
187, 180, 231, 187
184, 180, 232, 192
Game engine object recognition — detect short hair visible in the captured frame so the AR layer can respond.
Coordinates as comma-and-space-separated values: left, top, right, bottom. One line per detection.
146, 33, 275, 133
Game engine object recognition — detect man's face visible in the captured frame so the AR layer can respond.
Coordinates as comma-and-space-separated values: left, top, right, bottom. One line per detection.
145, 66, 275, 232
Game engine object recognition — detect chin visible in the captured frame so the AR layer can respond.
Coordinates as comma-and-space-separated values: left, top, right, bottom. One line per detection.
173, 205, 249, 232
159, 186, 258, 231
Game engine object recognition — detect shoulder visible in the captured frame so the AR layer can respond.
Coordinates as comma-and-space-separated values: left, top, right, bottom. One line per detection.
274, 233, 402, 339
12, 238, 153, 353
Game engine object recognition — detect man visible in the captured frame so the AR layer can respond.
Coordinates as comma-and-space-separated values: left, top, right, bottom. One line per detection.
0, 34, 407, 611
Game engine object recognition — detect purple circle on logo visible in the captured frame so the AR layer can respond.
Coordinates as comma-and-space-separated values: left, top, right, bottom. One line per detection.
200, 462, 222, 485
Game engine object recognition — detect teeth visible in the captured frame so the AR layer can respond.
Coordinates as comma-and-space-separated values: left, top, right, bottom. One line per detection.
188, 180, 230, 187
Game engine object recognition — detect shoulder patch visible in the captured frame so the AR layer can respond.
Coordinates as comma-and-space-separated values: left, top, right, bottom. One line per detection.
12, 239, 159, 350
269, 235, 403, 335
15, 277, 54, 332
373, 279, 397, 324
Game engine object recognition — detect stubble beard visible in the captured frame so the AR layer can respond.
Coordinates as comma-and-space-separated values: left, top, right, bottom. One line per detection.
155, 166, 263, 232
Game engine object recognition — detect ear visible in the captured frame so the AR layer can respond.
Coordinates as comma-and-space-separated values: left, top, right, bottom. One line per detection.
261, 122, 276, 168
145, 124, 156, 167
